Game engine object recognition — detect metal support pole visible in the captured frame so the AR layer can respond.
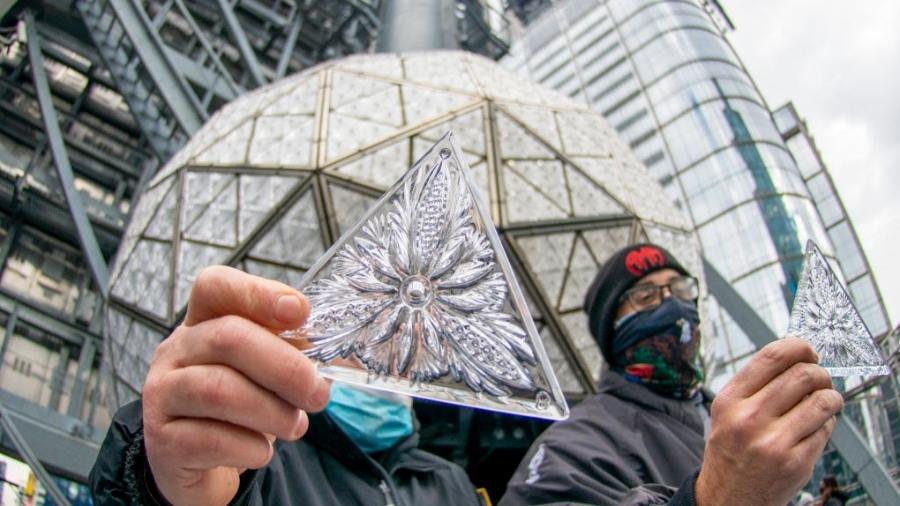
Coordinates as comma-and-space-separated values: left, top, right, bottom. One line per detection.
216, 0, 266, 88
0, 219, 20, 273
0, 401, 73, 506
107, 0, 206, 133
24, 11, 110, 297
704, 258, 900, 505
0, 304, 18, 375
275, 12, 303, 79
67, 338, 96, 419
48, 345, 71, 413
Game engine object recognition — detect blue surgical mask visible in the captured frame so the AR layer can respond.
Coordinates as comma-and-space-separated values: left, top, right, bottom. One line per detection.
325, 382, 414, 453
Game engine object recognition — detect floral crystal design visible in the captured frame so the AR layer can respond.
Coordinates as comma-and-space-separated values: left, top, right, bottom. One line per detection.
787, 241, 890, 376
284, 133, 568, 419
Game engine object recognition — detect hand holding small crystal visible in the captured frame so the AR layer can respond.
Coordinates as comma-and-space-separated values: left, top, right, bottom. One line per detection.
142, 267, 329, 506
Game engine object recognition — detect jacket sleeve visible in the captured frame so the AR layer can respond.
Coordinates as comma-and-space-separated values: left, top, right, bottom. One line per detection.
89, 400, 262, 506
619, 470, 699, 506
500, 429, 699, 506
500, 433, 639, 505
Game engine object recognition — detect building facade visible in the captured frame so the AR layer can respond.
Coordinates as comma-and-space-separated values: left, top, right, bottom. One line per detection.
502, 0, 898, 492
503, 0, 893, 386
774, 102, 898, 485
0, 0, 526, 497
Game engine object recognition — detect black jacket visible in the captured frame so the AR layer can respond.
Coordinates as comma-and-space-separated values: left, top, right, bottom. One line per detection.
500, 372, 709, 506
90, 401, 481, 506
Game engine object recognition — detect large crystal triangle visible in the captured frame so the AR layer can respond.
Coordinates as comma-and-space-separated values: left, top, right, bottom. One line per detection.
283, 132, 569, 419
787, 240, 890, 376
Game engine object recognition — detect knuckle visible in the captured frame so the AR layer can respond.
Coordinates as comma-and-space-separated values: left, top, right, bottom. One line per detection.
191, 265, 230, 301
788, 363, 816, 387
284, 357, 315, 396
812, 390, 838, 414
201, 428, 226, 460
760, 341, 784, 364
201, 367, 229, 405
211, 316, 247, 353
249, 439, 274, 469
786, 452, 809, 477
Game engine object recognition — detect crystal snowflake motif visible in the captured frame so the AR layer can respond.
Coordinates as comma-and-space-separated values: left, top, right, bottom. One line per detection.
787, 241, 889, 376
289, 147, 541, 397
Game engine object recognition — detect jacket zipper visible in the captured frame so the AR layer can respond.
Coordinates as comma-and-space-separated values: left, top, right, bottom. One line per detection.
378, 480, 396, 506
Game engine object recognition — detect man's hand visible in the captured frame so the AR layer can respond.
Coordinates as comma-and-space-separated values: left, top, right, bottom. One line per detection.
695, 338, 843, 506
142, 266, 330, 506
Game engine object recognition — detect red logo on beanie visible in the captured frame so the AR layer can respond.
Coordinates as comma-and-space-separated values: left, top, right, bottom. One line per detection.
624, 246, 665, 276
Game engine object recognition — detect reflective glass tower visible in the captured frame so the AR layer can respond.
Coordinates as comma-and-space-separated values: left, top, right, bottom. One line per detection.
502, 0, 869, 388
502, 0, 899, 492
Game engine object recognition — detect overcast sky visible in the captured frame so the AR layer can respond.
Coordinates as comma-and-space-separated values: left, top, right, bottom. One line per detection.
724, 1, 899, 329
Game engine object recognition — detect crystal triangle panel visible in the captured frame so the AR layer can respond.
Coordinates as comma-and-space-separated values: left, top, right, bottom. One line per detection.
192, 121, 253, 166
402, 53, 480, 94
514, 232, 576, 306
327, 141, 410, 190
559, 236, 600, 312
566, 164, 627, 217
284, 133, 569, 420
238, 174, 305, 242
183, 177, 238, 247
787, 240, 889, 376
502, 162, 568, 223
327, 184, 377, 237
247, 189, 324, 269
174, 241, 233, 312
111, 239, 172, 320
400, 83, 476, 126
248, 115, 315, 167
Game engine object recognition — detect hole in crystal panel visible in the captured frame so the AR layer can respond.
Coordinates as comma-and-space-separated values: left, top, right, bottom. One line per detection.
535, 390, 550, 410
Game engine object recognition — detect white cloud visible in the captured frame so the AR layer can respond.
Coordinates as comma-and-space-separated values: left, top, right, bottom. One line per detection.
726, 1, 900, 329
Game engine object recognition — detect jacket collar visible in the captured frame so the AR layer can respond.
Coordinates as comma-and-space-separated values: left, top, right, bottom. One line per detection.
596, 370, 710, 435
305, 410, 441, 473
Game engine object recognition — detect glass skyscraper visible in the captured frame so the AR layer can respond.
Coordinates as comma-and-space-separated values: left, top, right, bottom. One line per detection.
502, 0, 891, 387
502, 0, 897, 483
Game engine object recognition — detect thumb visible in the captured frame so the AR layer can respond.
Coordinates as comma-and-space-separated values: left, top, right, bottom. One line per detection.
184, 266, 308, 330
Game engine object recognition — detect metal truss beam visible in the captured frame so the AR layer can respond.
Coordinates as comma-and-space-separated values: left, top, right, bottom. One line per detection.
106, 0, 206, 134
703, 257, 900, 506
25, 11, 109, 297
276, 12, 303, 79
0, 398, 73, 506
0, 388, 102, 483
215, 0, 266, 88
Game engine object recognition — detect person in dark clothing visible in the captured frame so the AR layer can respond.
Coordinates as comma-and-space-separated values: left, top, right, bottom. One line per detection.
818, 475, 849, 506
89, 266, 481, 506
502, 243, 843, 506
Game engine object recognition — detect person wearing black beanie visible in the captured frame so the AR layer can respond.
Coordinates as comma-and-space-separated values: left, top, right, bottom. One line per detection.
502, 243, 843, 506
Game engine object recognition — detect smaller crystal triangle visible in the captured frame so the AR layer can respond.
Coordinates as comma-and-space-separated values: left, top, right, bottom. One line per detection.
283, 132, 569, 419
787, 240, 890, 376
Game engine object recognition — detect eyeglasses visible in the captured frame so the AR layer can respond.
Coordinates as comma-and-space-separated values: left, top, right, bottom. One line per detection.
620, 276, 699, 311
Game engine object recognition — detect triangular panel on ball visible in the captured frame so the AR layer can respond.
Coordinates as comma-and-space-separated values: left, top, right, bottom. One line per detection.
282, 132, 569, 419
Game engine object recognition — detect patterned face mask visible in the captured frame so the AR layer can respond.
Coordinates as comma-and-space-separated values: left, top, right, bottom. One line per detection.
611, 298, 703, 400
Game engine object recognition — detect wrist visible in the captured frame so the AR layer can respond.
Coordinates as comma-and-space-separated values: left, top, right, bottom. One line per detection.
694, 466, 720, 506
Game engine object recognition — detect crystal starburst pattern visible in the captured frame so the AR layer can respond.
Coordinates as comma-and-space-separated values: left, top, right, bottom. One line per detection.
787, 240, 889, 376
284, 133, 569, 419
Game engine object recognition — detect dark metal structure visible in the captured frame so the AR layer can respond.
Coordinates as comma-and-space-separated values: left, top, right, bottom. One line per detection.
0, 0, 514, 496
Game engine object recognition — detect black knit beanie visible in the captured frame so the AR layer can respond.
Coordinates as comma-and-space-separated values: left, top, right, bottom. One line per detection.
583, 243, 691, 363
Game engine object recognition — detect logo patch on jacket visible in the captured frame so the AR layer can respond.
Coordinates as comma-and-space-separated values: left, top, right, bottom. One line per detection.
525, 444, 546, 485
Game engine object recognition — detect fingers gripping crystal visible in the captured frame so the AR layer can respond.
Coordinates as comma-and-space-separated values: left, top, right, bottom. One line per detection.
283, 133, 568, 419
